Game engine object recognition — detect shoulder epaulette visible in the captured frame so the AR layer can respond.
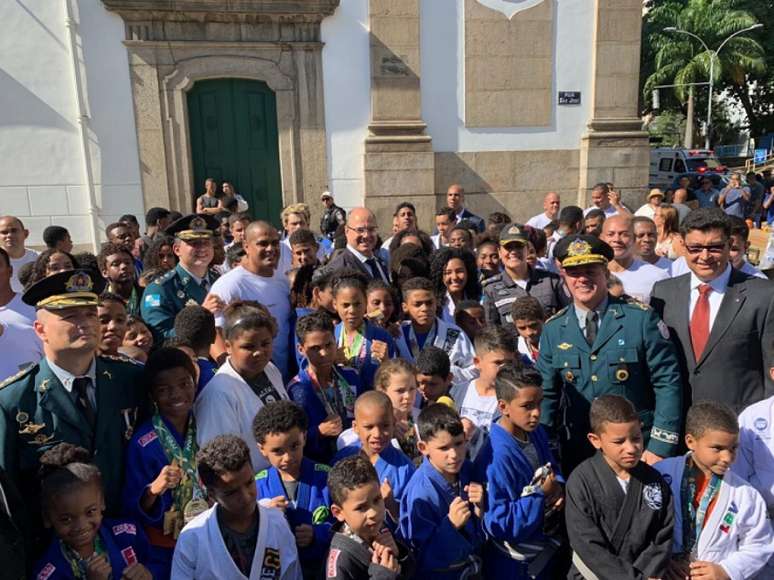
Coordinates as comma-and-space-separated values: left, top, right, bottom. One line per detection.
545, 306, 568, 324
0, 363, 36, 390
99, 354, 144, 367
156, 269, 177, 285
315, 463, 331, 472
255, 469, 268, 480
624, 297, 651, 311
481, 274, 502, 288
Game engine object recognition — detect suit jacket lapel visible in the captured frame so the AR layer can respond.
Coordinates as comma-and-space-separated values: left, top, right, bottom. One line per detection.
592, 302, 624, 352
37, 360, 93, 444
561, 305, 589, 354
697, 272, 747, 366
671, 274, 695, 367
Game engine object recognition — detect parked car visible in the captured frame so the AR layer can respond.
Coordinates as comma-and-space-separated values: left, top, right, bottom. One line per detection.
650, 148, 727, 189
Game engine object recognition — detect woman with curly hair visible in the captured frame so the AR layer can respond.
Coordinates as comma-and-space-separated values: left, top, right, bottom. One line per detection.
430, 246, 481, 324
139, 235, 177, 287
26, 248, 78, 288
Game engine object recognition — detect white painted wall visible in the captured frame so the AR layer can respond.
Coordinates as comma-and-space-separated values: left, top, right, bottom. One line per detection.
321, 0, 371, 212
421, 0, 594, 152
0, 0, 143, 247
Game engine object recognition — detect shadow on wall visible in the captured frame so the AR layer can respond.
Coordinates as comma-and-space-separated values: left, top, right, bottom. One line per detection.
0, 68, 75, 131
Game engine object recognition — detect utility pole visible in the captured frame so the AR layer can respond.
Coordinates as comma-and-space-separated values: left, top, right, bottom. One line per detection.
684, 85, 694, 148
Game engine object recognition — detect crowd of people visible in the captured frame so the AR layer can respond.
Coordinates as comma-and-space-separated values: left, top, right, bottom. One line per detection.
0, 178, 773, 579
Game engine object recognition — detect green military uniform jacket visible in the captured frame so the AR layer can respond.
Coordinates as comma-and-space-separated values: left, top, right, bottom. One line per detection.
0, 356, 143, 515
140, 263, 218, 343
536, 295, 683, 458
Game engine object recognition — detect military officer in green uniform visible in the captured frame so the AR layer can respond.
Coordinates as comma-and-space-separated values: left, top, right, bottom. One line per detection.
141, 214, 223, 343
536, 235, 683, 472
0, 269, 143, 522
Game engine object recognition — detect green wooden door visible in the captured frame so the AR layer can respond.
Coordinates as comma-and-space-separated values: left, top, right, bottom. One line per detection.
187, 79, 283, 225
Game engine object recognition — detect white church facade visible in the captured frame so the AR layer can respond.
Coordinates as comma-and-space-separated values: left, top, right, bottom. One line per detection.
0, 0, 647, 248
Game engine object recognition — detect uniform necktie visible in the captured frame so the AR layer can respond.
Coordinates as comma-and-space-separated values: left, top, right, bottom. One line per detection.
585, 311, 598, 346
690, 283, 712, 360
73, 377, 96, 429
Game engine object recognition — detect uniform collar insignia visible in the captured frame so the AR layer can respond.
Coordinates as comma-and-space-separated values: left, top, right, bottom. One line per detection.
558, 342, 573, 350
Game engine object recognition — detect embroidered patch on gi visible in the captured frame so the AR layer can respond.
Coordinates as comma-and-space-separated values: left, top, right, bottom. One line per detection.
37, 563, 56, 580
651, 427, 679, 445
144, 294, 161, 307
755, 417, 768, 431
642, 482, 663, 510
260, 547, 281, 579
327, 548, 341, 579
121, 546, 138, 566
112, 523, 137, 536
138, 431, 158, 447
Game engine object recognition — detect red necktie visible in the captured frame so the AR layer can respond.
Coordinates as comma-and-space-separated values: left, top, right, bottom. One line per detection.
690, 284, 712, 360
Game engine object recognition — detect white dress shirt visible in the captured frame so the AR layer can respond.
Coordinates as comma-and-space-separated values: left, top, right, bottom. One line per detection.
689, 265, 732, 331
47, 357, 97, 408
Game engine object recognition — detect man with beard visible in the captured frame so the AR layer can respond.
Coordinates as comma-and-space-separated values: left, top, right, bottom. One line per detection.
141, 214, 223, 343
208, 221, 291, 378
0, 269, 143, 529
536, 235, 682, 472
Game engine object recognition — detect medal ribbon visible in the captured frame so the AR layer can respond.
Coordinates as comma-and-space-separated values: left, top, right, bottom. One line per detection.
308, 367, 356, 420
61, 535, 106, 579
405, 322, 437, 359
339, 325, 367, 368
152, 414, 205, 512
680, 456, 721, 554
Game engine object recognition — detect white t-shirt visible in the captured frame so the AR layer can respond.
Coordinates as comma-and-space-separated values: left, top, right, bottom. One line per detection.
457, 379, 498, 459
0, 293, 36, 326
0, 321, 42, 381
584, 205, 619, 218
613, 258, 670, 303
634, 204, 657, 219
526, 213, 553, 229
651, 255, 673, 275
9, 249, 38, 292
209, 266, 291, 377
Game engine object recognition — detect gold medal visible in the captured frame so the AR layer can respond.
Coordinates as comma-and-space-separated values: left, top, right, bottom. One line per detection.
183, 498, 209, 525
564, 370, 574, 382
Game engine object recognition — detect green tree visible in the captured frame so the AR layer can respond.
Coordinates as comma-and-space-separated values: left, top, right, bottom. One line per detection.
642, 0, 766, 140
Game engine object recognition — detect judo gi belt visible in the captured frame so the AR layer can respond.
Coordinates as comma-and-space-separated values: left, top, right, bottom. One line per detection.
431, 555, 483, 579
571, 552, 600, 580
492, 537, 561, 578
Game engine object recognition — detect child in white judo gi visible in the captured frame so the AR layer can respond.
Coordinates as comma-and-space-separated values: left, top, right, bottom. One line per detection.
656, 401, 774, 580
171, 435, 302, 579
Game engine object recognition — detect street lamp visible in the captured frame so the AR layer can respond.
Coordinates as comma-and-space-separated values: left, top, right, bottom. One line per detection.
664, 23, 763, 150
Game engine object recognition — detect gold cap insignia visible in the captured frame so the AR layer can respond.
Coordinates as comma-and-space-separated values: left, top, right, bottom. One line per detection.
567, 239, 592, 258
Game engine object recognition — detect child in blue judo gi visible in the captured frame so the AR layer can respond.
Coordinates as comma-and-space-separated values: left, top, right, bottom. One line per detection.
399, 404, 486, 579
34, 443, 154, 580
332, 277, 395, 391
473, 364, 564, 579
253, 400, 334, 579
122, 347, 205, 578
415, 346, 455, 408
333, 391, 416, 523
288, 311, 361, 464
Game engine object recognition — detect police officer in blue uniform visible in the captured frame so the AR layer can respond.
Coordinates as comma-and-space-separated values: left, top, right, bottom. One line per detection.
0, 269, 143, 533
141, 214, 222, 343
536, 235, 683, 472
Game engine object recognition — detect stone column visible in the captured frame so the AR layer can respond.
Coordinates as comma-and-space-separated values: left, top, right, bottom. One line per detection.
364, 0, 434, 232
578, 0, 649, 208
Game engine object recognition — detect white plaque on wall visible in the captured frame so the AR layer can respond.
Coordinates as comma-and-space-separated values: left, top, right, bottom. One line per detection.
475, 0, 546, 19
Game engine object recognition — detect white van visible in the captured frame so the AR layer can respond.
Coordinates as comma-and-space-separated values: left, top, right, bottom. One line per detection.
649, 148, 726, 189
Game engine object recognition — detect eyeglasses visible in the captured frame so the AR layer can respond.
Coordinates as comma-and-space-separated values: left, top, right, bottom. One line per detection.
346, 225, 378, 236
685, 244, 726, 255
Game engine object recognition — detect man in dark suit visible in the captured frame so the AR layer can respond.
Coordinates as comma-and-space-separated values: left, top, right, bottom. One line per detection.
447, 184, 485, 233
651, 208, 774, 413
325, 207, 389, 283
